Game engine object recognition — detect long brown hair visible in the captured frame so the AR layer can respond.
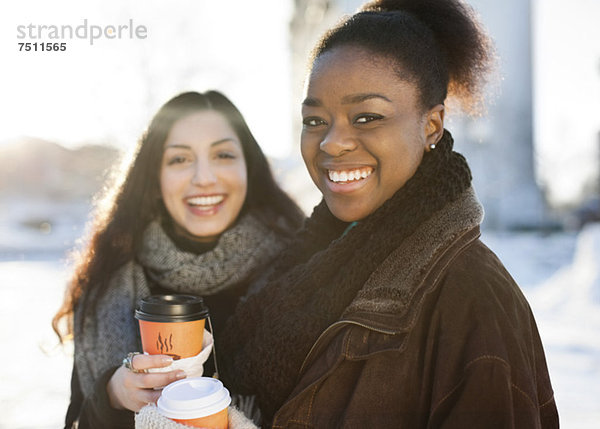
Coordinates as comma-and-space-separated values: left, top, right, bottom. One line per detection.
52, 91, 304, 341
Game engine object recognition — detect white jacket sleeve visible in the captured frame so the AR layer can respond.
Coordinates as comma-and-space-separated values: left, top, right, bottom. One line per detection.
135, 405, 258, 429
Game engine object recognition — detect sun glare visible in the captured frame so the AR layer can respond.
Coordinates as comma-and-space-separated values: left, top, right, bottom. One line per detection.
1, 0, 293, 158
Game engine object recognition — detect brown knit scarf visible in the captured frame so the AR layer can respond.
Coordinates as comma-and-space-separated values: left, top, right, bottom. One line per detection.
218, 130, 473, 422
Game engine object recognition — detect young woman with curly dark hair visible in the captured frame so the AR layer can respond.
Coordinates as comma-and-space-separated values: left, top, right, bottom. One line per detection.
215, 1, 559, 427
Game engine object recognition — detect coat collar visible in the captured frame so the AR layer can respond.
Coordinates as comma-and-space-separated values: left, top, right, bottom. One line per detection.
298, 188, 484, 377
342, 187, 484, 332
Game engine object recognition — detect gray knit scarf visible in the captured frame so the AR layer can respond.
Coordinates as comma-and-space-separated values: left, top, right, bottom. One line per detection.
74, 213, 287, 397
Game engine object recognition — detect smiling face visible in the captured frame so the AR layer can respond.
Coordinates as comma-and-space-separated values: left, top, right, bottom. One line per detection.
301, 46, 444, 222
160, 110, 248, 241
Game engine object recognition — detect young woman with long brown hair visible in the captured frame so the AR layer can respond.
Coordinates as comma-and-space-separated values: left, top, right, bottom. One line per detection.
53, 90, 303, 428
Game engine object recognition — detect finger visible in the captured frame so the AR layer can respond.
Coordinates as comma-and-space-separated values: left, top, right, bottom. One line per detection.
133, 370, 186, 389
132, 354, 174, 371
139, 389, 162, 407
130, 389, 161, 413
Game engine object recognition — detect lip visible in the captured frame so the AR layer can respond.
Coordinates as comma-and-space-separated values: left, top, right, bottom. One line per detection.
185, 192, 225, 200
320, 161, 374, 171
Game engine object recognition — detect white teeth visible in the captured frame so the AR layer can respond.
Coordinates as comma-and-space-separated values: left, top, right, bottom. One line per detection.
328, 168, 373, 183
187, 195, 224, 206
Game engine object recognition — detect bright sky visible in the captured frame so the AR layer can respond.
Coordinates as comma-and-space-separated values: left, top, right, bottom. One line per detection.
0, 0, 294, 158
1, 0, 599, 206
533, 0, 600, 206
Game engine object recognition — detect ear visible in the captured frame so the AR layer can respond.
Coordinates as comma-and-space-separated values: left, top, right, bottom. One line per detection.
424, 104, 445, 151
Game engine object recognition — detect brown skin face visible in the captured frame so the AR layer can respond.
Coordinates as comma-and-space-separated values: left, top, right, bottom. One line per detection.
301, 46, 445, 222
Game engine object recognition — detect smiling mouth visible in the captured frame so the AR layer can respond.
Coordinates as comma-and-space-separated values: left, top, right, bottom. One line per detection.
327, 167, 373, 183
186, 195, 225, 207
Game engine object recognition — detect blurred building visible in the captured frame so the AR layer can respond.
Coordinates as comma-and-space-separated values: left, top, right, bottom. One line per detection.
288, 0, 548, 229
451, 0, 547, 230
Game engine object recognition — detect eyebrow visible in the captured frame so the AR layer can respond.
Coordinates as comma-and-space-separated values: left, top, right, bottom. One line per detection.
302, 97, 322, 107
302, 93, 392, 107
342, 93, 392, 104
164, 138, 237, 150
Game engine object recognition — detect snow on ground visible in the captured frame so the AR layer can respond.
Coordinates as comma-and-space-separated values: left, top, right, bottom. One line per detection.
0, 221, 598, 428
523, 225, 600, 427
483, 226, 600, 427
0, 260, 73, 429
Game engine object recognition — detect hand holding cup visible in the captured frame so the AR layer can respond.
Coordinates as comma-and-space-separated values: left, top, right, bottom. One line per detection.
107, 354, 186, 412
108, 295, 210, 412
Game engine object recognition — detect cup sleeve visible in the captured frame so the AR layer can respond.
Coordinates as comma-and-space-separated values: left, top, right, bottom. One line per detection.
146, 329, 213, 378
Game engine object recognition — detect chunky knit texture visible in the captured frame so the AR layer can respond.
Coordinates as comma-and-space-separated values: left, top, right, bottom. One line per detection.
218, 130, 473, 421
135, 405, 258, 429
74, 213, 289, 397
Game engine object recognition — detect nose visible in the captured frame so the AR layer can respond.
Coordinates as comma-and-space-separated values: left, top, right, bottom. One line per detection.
319, 122, 357, 157
191, 160, 217, 187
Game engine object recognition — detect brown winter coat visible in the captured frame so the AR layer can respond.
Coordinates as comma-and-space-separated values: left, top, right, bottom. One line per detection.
271, 192, 559, 428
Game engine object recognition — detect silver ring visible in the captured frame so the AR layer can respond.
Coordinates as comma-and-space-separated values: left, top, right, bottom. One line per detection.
122, 352, 144, 373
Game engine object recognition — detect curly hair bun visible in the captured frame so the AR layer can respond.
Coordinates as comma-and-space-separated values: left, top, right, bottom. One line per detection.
362, 0, 495, 113
313, 0, 495, 114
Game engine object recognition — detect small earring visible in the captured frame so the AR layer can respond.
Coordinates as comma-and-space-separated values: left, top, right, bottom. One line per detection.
429, 143, 436, 150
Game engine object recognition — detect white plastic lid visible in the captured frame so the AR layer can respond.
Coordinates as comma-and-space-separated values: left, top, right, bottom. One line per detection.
157, 377, 231, 420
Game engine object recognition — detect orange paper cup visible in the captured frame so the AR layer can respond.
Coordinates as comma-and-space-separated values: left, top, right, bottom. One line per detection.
173, 407, 228, 428
135, 295, 209, 360
157, 377, 231, 429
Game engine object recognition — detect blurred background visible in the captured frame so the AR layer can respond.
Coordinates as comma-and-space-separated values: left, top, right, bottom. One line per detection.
1, 0, 599, 427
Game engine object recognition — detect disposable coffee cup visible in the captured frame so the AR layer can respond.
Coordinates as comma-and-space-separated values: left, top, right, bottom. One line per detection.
157, 377, 231, 428
135, 294, 209, 359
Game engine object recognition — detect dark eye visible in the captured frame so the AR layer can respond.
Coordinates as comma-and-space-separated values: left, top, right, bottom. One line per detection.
166, 155, 188, 165
216, 152, 236, 160
354, 114, 383, 124
303, 117, 327, 127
